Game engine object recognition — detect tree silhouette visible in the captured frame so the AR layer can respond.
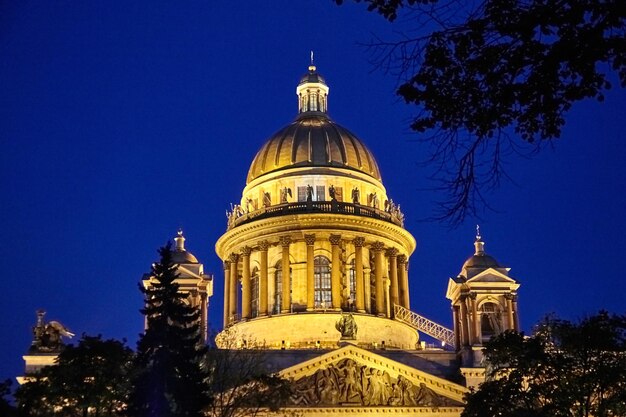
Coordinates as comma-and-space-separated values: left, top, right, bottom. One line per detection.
129, 242, 211, 417
463, 311, 626, 417
336, 0, 626, 224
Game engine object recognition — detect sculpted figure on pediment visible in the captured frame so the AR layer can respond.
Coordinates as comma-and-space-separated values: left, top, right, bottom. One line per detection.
288, 358, 456, 407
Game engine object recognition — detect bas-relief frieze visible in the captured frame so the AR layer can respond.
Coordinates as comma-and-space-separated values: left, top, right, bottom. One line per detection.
288, 358, 460, 407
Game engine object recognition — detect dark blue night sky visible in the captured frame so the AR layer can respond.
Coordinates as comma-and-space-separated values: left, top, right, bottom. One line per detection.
1, 2, 625, 381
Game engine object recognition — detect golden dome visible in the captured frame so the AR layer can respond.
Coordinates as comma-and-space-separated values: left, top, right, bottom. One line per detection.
247, 113, 381, 184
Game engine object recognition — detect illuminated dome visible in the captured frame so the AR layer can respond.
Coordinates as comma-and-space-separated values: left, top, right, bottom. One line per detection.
171, 230, 198, 264
247, 113, 381, 183
216, 63, 417, 351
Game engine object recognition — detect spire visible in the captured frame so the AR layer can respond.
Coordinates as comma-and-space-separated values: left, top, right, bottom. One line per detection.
175, 229, 186, 252
474, 225, 485, 255
297, 53, 329, 114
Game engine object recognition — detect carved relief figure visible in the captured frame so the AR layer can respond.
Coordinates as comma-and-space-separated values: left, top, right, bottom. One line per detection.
288, 358, 457, 407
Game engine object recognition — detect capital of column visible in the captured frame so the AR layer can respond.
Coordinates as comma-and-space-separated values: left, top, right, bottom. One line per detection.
505, 293, 517, 301
371, 241, 385, 252
353, 237, 365, 247
468, 292, 478, 300
258, 240, 269, 251
228, 253, 238, 263
222, 261, 230, 271
279, 236, 291, 248
397, 254, 407, 264
304, 234, 316, 246
386, 248, 398, 257
241, 246, 252, 257
329, 234, 342, 246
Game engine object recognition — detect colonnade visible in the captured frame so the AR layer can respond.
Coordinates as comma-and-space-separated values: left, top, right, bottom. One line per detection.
452, 292, 519, 348
222, 234, 411, 327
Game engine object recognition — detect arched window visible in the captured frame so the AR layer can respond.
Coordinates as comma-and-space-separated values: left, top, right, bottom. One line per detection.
480, 302, 502, 342
348, 259, 356, 308
274, 262, 292, 314
251, 267, 259, 318
314, 256, 331, 308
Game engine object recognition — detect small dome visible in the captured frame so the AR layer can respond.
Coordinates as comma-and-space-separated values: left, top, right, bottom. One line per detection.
462, 253, 499, 269
247, 113, 381, 183
171, 250, 198, 264
299, 68, 326, 85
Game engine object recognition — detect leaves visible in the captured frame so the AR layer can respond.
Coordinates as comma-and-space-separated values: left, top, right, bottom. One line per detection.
463, 312, 626, 417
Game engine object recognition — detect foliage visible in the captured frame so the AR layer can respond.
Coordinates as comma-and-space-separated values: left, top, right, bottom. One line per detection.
336, 0, 626, 224
15, 335, 134, 417
128, 243, 211, 417
1, 379, 17, 417
463, 311, 626, 417
206, 328, 291, 417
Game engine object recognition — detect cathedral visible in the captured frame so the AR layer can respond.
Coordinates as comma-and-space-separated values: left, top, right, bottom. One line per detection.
22, 62, 522, 416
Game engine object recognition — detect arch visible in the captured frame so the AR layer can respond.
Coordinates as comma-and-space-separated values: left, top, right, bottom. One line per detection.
479, 301, 503, 342
314, 256, 331, 309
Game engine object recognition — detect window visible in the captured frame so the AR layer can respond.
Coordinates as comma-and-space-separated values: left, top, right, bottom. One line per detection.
314, 256, 332, 308
274, 262, 292, 314
316, 185, 325, 201
348, 259, 356, 303
297, 186, 307, 202
480, 302, 502, 341
251, 268, 259, 318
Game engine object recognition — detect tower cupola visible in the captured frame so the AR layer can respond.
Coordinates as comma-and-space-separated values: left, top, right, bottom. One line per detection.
296, 52, 329, 114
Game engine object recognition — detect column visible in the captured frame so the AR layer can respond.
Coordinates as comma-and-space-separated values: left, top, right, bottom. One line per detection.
258, 241, 269, 316
512, 296, 520, 331
241, 246, 252, 320
459, 295, 470, 346
505, 294, 514, 331
305, 234, 315, 311
372, 242, 385, 317
398, 255, 409, 309
387, 248, 399, 316
470, 293, 480, 344
452, 305, 461, 350
353, 237, 365, 313
222, 261, 230, 328
329, 234, 342, 310
200, 293, 208, 342
280, 236, 291, 313
228, 254, 238, 323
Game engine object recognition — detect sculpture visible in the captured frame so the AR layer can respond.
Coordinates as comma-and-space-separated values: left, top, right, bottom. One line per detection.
263, 192, 271, 207
329, 185, 336, 201
280, 187, 292, 203
306, 184, 314, 202
289, 358, 456, 406
335, 313, 358, 340
351, 187, 360, 204
30, 310, 74, 353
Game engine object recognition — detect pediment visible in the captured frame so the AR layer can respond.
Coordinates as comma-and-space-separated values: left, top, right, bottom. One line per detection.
279, 344, 467, 407
466, 268, 518, 286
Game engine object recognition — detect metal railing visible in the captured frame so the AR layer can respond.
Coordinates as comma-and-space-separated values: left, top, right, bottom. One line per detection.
393, 304, 455, 347
228, 200, 404, 229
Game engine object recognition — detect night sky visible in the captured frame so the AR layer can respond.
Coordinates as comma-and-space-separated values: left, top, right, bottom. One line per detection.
1, 2, 625, 381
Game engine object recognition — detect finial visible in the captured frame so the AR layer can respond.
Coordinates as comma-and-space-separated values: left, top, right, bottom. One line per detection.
309, 50, 316, 72
175, 229, 185, 251
474, 225, 485, 255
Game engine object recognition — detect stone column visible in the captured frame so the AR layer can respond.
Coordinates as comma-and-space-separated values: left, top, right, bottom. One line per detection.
353, 237, 365, 313
387, 248, 399, 316
258, 241, 269, 316
222, 261, 230, 328
241, 246, 252, 320
372, 242, 385, 317
470, 293, 480, 344
305, 234, 316, 311
200, 292, 208, 342
512, 296, 520, 331
228, 254, 238, 323
452, 305, 461, 350
459, 295, 470, 346
397, 255, 409, 309
280, 236, 291, 313
329, 234, 342, 310
505, 294, 514, 331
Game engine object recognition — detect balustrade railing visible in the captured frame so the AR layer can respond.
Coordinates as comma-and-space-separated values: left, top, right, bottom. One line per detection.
227, 200, 404, 229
